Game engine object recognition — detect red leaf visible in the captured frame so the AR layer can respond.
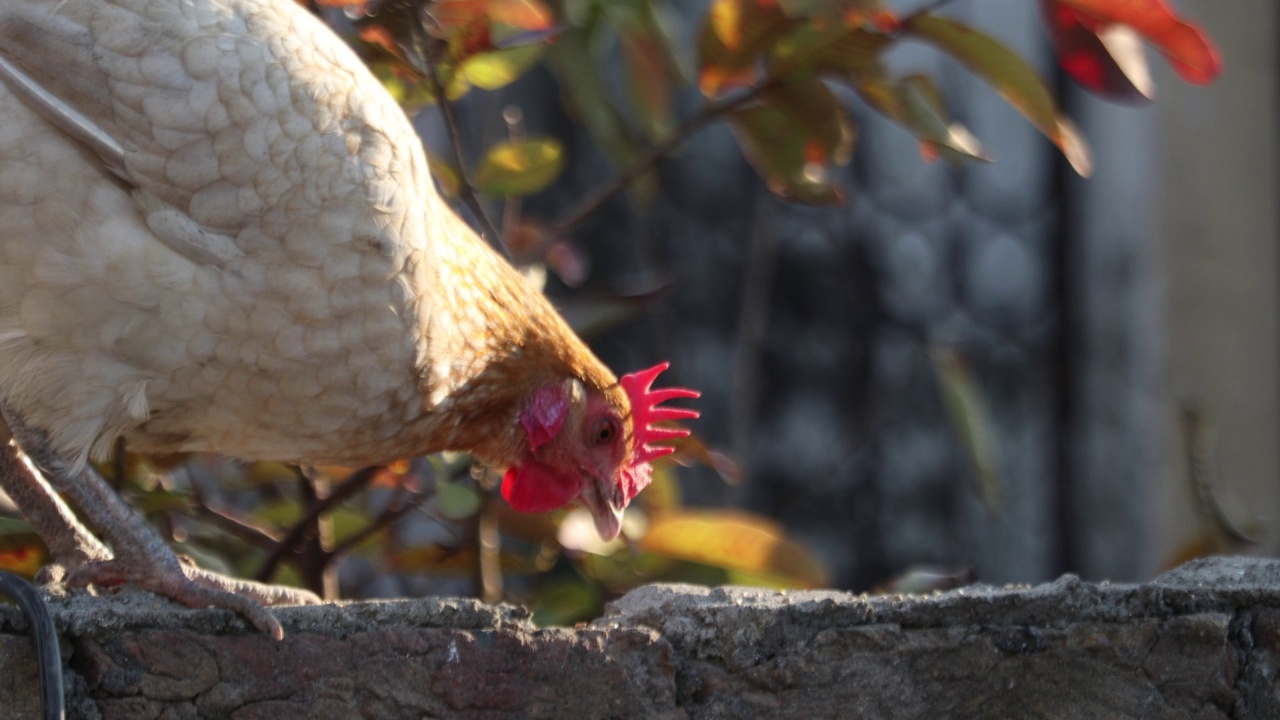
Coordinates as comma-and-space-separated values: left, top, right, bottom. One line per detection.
1043, 1, 1153, 101
452, 16, 496, 60
1049, 0, 1221, 85
430, 0, 555, 32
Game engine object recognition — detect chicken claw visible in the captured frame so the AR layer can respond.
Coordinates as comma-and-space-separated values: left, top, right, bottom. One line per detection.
1, 401, 318, 639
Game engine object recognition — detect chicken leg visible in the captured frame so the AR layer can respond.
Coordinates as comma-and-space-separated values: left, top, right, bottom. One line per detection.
1, 401, 318, 639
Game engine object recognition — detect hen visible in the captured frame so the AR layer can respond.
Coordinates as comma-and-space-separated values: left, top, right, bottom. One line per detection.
0, 0, 697, 637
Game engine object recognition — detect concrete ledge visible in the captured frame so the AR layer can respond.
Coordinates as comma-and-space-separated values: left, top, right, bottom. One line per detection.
2, 556, 1279, 718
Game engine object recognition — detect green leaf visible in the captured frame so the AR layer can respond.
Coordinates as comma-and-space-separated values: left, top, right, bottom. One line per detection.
426, 153, 463, 199
253, 499, 304, 528
131, 486, 190, 514
460, 44, 546, 90
930, 345, 1002, 512
896, 74, 987, 162
329, 507, 378, 549
530, 579, 602, 627
548, 25, 645, 172
436, 480, 483, 520
855, 70, 990, 164
371, 62, 469, 110
772, 20, 987, 166
727, 79, 854, 205
775, 0, 894, 22
557, 283, 669, 337
902, 14, 1093, 176
637, 464, 683, 514
0, 516, 36, 535
789, 25, 987, 164
621, 26, 676, 141
473, 138, 566, 197
778, 24, 895, 84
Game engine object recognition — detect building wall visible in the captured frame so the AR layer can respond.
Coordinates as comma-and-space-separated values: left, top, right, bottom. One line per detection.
1154, 3, 1279, 568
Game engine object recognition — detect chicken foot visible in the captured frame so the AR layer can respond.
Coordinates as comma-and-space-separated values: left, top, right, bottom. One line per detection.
0, 402, 319, 640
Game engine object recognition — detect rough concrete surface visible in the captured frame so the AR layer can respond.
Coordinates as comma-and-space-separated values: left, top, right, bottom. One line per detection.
2, 556, 1280, 719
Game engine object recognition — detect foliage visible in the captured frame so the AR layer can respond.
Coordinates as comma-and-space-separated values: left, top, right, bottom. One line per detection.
0, 0, 1222, 624
327, 0, 1217, 211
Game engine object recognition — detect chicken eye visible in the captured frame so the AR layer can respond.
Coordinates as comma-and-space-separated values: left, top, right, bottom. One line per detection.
594, 419, 618, 445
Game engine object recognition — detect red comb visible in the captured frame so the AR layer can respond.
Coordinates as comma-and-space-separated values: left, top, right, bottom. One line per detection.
619, 362, 700, 467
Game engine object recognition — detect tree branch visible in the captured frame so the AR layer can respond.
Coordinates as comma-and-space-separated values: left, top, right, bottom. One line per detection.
535, 80, 779, 260
189, 488, 283, 549
330, 496, 422, 559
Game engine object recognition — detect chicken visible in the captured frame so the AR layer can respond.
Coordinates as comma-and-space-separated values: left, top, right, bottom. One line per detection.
0, 0, 698, 637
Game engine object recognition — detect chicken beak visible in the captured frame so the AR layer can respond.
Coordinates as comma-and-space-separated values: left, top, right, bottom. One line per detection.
581, 476, 626, 541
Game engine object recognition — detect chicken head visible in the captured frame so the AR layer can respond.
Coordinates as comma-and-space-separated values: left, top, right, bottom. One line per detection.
502, 363, 699, 540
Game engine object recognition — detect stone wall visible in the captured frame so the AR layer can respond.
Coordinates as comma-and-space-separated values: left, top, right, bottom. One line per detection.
2, 556, 1279, 718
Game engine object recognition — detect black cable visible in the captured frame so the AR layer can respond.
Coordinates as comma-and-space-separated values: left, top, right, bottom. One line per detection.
0, 571, 64, 720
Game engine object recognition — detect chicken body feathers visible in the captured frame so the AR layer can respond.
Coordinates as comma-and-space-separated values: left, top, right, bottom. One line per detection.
0, 0, 612, 468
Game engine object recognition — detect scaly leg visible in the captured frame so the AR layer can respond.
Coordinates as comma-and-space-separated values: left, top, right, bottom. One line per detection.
0, 434, 112, 579
0, 402, 320, 639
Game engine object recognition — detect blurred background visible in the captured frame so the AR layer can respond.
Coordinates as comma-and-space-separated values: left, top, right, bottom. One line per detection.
1, 0, 1270, 623
431, 0, 1276, 591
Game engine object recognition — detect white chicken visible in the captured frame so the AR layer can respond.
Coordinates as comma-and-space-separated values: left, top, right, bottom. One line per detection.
0, 0, 696, 638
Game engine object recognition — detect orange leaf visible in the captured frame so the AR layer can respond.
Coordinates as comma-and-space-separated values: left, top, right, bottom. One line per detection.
0, 543, 45, 577
639, 510, 830, 588
710, 0, 746, 49
0, 519, 47, 577
312, 0, 370, 8
357, 24, 400, 56
698, 0, 798, 96
1051, 0, 1221, 85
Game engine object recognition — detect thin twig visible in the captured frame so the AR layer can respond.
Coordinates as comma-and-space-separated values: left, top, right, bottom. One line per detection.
254, 465, 382, 582
189, 487, 283, 549
329, 473, 414, 557
328, 487, 433, 559
500, 105, 525, 245
535, 79, 779, 259
291, 466, 337, 598
411, 19, 511, 261
730, 186, 779, 493
474, 465, 503, 604
110, 437, 126, 491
